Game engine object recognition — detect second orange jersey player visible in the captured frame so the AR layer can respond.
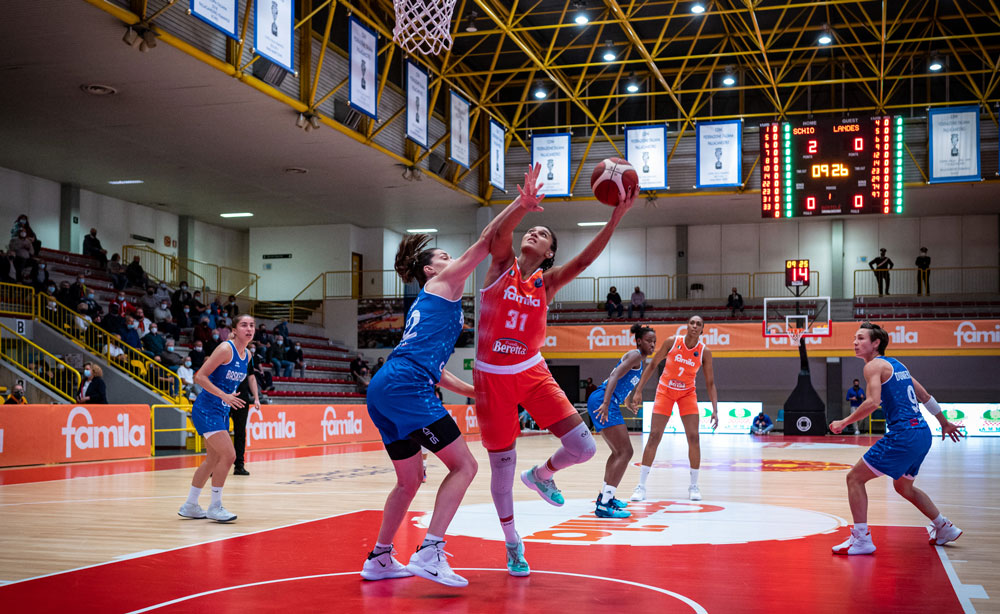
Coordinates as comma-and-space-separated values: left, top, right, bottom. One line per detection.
626, 315, 719, 502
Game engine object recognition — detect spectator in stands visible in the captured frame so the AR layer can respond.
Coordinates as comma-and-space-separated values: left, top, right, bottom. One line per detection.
54, 280, 74, 307
605, 286, 624, 319
133, 307, 152, 335
107, 254, 127, 290
287, 340, 306, 378
42, 281, 57, 298
274, 319, 289, 339
751, 410, 774, 435
125, 255, 148, 288
82, 228, 108, 268
214, 321, 232, 345
82, 289, 103, 318
254, 323, 272, 345
628, 286, 647, 319
69, 276, 87, 306
142, 324, 166, 358
350, 354, 367, 385
727, 287, 745, 317
268, 335, 293, 377
224, 295, 240, 319
205, 330, 222, 355
8, 229, 35, 277
207, 295, 224, 328
74, 302, 93, 337
171, 282, 192, 314
105, 336, 128, 365
916, 247, 931, 296
28, 261, 50, 292
0, 249, 16, 283
356, 365, 372, 393
79, 363, 108, 404
176, 302, 193, 329
153, 300, 180, 340
139, 286, 159, 314
869, 248, 894, 297
846, 378, 866, 434
372, 356, 385, 376
4, 383, 27, 404
249, 343, 273, 392
110, 291, 135, 318
158, 339, 184, 371
153, 281, 171, 303
177, 356, 199, 400
584, 377, 597, 401
188, 340, 206, 370
122, 315, 142, 350
188, 290, 207, 321
101, 302, 125, 336
10, 214, 30, 240
193, 316, 213, 344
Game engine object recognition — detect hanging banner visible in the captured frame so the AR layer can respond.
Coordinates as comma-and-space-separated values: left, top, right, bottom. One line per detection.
531, 133, 572, 197
625, 125, 667, 190
928, 105, 980, 183
349, 16, 378, 120
190, 0, 239, 38
253, 0, 294, 73
405, 60, 428, 149
490, 118, 506, 192
449, 91, 471, 168
696, 120, 742, 188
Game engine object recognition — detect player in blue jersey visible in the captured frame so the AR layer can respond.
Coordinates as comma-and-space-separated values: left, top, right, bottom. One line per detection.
829, 322, 964, 555
178, 313, 260, 523
586, 323, 655, 518
360, 164, 544, 587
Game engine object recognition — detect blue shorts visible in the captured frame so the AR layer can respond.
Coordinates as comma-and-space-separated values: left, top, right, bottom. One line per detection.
586, 390, 625, 432
190, 394, 230, 435
366, 359, 450, 445
863, 426, 932, 480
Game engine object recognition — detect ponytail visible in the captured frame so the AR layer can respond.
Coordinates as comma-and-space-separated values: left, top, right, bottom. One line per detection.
631, 323, 653, 346
394, 234, 436, 286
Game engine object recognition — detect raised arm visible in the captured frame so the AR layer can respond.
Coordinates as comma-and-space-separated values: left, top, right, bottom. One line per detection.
626, 335, 673, 411
482, 163, 546, 287
544, 186, 637, 296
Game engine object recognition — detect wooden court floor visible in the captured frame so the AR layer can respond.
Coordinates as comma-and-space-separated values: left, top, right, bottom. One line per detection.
0, 432, 996, 613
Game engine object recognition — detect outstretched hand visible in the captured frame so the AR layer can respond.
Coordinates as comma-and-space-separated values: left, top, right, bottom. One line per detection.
517, 163, 546, 212
941, 421, 965, 442
614, 185, 639, 217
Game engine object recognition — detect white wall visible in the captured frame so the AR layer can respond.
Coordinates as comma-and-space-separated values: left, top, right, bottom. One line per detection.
250, 224, 353, 300
79, 191, 179, 259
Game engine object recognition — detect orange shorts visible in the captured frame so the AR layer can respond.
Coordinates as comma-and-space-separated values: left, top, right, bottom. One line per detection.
652, 385, 699, 417
473, 361, 576, 450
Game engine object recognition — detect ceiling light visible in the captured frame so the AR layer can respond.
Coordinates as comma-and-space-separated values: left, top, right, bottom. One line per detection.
81, 84, 118, 96
296, 113, 307, 129
406, 228, 438, 233
818, 33, 832, 45
928, 54, 944, 72
465, 11, 478, 33
220, 212, 254, 218
107, 179, 144, 185
602, 40, 616, 62
402, 167, 413, 181
575, 14, 589, 25
284, 167, 308, 174
625, 73, 640, 94
139, 29, 157, 52
122, 27, 139, 47
722, 69, 736, 86
533, 81, 547, 99
573, 0, 588, 24
691, 2, 706, 14
577, 222, 607, 227
308, 114, 322, 130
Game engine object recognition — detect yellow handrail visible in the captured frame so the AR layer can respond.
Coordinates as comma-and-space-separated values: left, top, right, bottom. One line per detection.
0, 321, 81, 402
179, 257, 259, 300
122, 245, 208, 296
0, 282, 36, 318
150, 404, 211, 456
36, 293, 184, 404
853, 266, 1000, 297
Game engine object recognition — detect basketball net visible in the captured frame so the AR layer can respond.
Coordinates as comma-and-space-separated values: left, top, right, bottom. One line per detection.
787, 327, 805, 346
393, 0, 458, 56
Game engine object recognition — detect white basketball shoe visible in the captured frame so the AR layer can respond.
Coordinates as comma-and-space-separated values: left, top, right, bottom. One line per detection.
360, 547, 413, 581
630, 484, 646, 502
832, 527, 876, 555
929, 521, 963, 546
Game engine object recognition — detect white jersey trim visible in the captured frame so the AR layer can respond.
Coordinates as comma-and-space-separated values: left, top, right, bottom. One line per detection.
475, 352, 545, 375
422, 288, 462, 303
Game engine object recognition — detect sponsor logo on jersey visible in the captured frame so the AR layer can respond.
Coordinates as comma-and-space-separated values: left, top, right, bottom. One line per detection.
503, 286, 541, 307
673, 354, 696, 367
61, 407, 145, 459
249, 408, 296, 441
954, 321, 1000, 347
493, 338, 528, 355
225, 369, 246, 382
534, 278, 543, 287
422, 427, 440, 445
321, 407, 363, 440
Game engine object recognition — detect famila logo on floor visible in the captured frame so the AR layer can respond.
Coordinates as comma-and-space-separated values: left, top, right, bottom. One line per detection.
61, 407, 145, 459
249, 407, 296, 441
321, 407, 363, 440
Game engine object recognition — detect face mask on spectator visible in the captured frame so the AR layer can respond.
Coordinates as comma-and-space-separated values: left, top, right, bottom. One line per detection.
159, 282, 167, 289
167, 345, 174, 352
180, 283, 188, 290
39, 263, 45, 270
47, 286, 55, 293
87, 293, 95, 299
84, 369, 92, 378
194, 344, 202, 351
183, 307, 189, 313
150, 327, 158, 334
160, 303, 168, 310
194, 293, 201, 300
184, 360, 191, 367
117, 294, 125, 301
13, 389, 22, 398
77, 278, 84, 284
212, 333, 219, 340
129, 322, 138, 329
295, 345, 301, 350
19, 232, 26, 238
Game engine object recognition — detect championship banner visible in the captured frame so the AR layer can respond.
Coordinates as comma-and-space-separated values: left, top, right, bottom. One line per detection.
542, 319, 1000, 358
696, 120, 742, 188
625, 125, 667, 190
449, 91, 471, 168
642, 401, 761, 435
349, 16, 378, 120
0, 405, 149, 467
531, 133, 572, 197
490, 118, 506, 192
253, 0, 293, 73
928, 105, 980, 183
920, 403, 1000, 437
190, 0, 239, 38
405, 60, 428, 149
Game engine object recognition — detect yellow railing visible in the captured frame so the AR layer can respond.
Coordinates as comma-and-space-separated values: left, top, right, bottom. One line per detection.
179, 257, 259, 300
0, 321, 81, 402
121, 245, 208, 295
150, 404, 203, 455
0, 282, 36, 318
36, 294, 184, 404
676, 273, 753, 301
853, 266, 1000, 297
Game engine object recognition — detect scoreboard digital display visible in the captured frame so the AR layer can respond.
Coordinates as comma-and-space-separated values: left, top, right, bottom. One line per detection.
785, 259, 810, 287
760, 116, 904, 218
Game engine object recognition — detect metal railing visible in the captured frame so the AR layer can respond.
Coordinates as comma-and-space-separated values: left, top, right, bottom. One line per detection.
0, 321, 81, 402
0, 282, 36, 317
676, 273, 753, 301
150, 404, 204, 456
179, 257, 259, 300
854, 266, 1000, 297
595, 275, 672, 302
121, 245, 207, 295
36, 293, 183, 404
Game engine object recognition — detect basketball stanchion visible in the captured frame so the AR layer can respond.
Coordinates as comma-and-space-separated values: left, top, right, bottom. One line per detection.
392, 0, 458, 55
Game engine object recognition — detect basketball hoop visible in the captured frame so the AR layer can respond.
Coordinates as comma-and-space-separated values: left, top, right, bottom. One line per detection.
393, 0, 458, 56
787, 327, 805, 345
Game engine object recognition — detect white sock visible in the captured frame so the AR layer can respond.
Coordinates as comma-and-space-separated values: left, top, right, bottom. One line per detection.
535, 462, 554, 480
210, 486, 223, 507
374, 541, 392, 552
854, 522, 869, 534
501, 519, 519, 544
690, 469, 699, 486
185, 486, 201, 505
932, 514, 947, 528
601, 484, 617, 504
638, 465, 651, 487
421, 533, 443, 548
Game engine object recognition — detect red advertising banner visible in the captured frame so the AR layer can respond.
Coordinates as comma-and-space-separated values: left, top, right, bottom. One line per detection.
244, 404, 481, 450
0, 405, 150, 467
541, 319, 1000, 358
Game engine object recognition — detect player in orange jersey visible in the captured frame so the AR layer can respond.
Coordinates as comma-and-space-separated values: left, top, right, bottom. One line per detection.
475, 177, 637, 577
626, 315, 718, 502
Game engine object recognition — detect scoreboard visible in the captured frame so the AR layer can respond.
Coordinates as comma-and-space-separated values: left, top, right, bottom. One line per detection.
760, 116, 904, 218
784, 259, 810, 287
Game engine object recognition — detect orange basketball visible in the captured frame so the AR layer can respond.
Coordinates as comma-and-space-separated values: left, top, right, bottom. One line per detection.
590, 157, 640, 206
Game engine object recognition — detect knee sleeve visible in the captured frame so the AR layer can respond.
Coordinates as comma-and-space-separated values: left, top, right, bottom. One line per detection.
550, 423, 597, 470
488, 449, 516, 518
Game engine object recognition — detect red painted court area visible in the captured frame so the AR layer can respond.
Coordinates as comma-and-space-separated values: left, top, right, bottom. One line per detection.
0, 510, 963, 613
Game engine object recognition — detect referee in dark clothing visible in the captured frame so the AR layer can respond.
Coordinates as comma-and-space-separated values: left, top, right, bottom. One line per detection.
231, 363, 253, 476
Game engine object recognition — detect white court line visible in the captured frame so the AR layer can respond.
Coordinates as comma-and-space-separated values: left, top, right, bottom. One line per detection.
0, 490, 389, 507
125, 569, 708, 614
929, 528, 989, 614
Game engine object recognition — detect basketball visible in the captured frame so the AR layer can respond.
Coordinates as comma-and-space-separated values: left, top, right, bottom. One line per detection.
590, 157, 639, 206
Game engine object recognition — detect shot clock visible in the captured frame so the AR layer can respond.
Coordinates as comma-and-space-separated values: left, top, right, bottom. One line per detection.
785, 259, 810, 287
761, 116, 904, 218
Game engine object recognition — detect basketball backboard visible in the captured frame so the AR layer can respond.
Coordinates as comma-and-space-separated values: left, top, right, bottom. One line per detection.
763, 296, 832, 340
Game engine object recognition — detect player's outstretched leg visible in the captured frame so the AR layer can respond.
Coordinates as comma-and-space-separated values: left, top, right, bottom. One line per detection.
522, 419, 596, 507
892, 478, 963, 546
832, 460, 878, 555
361, 450, 420, 581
